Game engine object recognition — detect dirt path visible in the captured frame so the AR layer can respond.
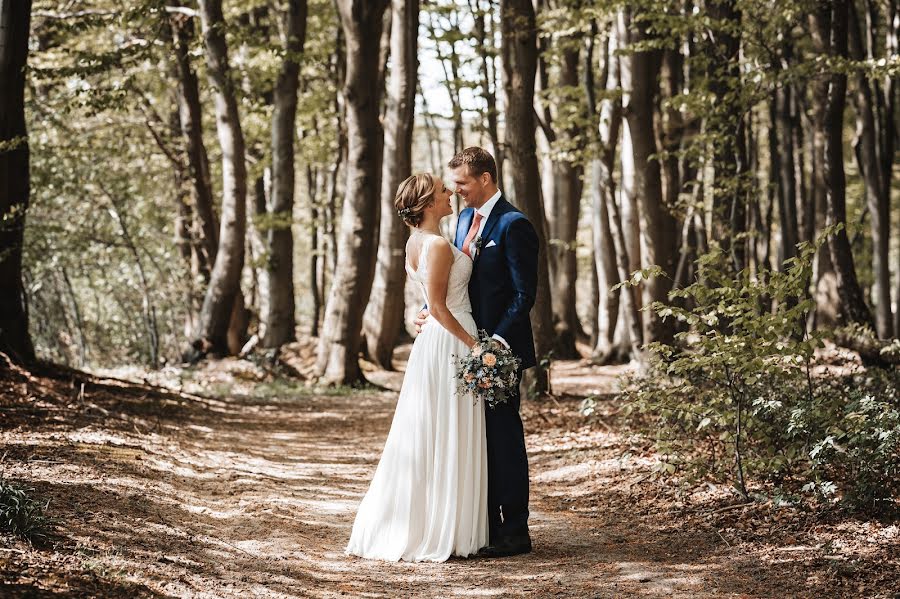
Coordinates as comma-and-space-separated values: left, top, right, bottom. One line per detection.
1, 360, 895, 597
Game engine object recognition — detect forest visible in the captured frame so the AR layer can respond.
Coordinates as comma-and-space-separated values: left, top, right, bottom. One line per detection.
1, 0, 899, 596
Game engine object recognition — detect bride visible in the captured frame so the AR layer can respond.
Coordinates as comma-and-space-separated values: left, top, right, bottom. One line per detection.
345, 172, 488, 562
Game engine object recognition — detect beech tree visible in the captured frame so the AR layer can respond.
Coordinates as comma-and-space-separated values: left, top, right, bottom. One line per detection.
0, 0, 35, 365
316, 0, 390, 384
501, 0, 554, 391
259, 0, 308, 349
364, 0, 419, 370
186, 0, 251, 357
536, 5, 583, 359
619, 7, 677, 345
812, 0, 876, 331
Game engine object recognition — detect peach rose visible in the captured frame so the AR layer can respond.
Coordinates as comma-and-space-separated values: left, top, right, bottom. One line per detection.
471, 345, 483, 357
464, 372, 475, 383
481, 352, 497, 367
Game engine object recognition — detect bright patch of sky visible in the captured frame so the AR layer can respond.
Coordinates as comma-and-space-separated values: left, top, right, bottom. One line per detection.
414, 1, 502, 128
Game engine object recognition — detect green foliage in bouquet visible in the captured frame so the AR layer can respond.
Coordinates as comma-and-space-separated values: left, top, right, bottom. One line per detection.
455, 331, 522, 410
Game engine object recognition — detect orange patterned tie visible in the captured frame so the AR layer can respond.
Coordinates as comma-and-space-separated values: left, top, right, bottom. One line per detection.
462, 212, 483, 258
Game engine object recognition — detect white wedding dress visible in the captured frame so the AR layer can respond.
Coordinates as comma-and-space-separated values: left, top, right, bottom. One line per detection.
346, 234, 488, 562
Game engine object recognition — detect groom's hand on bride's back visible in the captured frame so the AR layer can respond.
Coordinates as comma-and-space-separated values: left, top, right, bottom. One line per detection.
414, 309, 430, 334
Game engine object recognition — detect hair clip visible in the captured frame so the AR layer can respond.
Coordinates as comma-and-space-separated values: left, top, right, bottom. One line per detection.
397, 207, 412, 219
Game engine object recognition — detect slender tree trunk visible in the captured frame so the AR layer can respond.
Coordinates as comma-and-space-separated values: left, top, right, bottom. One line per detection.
316, 0, 389, 384
617, 11, 642, 330
307, 164, 321, 337
0, 0, 35, 365
849, 1, 892, 337
59, 267, 87, 367
169, 9, 218, 281
806, 13, 839, 330
813, 0, 876, 330
418, 86, 443, 176
542, 47, 582, 359
501, 0, 553, 392
888, 0, 900, 336
620, 7, 677, 345
259, 0, 307, 348
102, 187, 160, 367
364, 0, 418, 370
794, 89, 814, 246
468, 0, 503, 189
171, 104, 199, 338
707, 0, 747, 272
774, 43, 799, 265
589, 29, 627, 362
248, 173, 268, 333
660, 47, 683, 235
191, 0, 249, 357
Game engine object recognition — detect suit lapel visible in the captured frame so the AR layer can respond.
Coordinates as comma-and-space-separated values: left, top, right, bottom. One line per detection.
455, 208, 473, 250
475, 197, 509, 258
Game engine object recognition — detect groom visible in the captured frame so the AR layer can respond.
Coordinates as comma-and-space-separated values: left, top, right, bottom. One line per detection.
419, 147, 537, 557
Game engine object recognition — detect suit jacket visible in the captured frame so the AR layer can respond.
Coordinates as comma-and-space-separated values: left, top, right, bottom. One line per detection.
455, 196, 538, 370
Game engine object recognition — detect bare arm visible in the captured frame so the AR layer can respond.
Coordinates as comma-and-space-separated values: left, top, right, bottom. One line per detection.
425, 240, 477, 348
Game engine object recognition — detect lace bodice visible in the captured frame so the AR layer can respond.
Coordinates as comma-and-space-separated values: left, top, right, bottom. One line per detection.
406, 234, 472, 314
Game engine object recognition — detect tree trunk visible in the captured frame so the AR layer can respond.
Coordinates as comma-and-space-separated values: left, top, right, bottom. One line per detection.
500, 0, 554, 392
171, 121, 198, 338
0, 0, 35, 365
888, 0, 899, 336
794, 89, 814, 246
617, 11, 642, 327
659, 47, 683, 238
707, 0, 747, 272
773, 42, 799, 265
259, 0, 307, 349
620, 7, 677, 345
307, 164, 322, 337
169, 9, 218, 281
848, 1, 892, 337
316, 0, 389, 384
364, 0, 418, 370
541, 46, 582, 359
248, 173, 269, 334
806, 51, 840, 329
589, 29, 627, 362
813, 0, 876, 330
191, 0, 249, 357
468, 0, 503, 189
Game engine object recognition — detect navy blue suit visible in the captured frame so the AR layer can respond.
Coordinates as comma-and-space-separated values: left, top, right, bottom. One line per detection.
455, 196, 537, 541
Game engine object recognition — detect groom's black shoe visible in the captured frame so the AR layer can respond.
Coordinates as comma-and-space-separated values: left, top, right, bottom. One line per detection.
477, 533, 532, 558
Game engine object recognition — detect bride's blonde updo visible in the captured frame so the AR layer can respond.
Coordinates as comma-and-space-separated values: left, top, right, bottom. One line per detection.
394, 173, 437, 227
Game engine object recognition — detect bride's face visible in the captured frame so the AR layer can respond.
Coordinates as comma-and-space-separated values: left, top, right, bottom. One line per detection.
429, 178, 453, 219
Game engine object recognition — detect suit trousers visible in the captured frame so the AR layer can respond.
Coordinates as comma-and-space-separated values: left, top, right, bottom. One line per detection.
484, 367, 530, 542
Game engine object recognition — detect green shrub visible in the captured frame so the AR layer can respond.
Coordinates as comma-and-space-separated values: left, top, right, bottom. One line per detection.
0, 480, 53, 542
623, 226, 900, 514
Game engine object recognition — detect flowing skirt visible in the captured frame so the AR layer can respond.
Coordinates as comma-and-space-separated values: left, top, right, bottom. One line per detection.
345, 312, 488, 562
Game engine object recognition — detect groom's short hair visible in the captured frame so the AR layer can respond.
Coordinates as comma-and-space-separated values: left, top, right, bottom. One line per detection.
448, 147, 497, 183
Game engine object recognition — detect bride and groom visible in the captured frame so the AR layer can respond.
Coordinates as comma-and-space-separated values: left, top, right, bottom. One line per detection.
345, 147, 538, 562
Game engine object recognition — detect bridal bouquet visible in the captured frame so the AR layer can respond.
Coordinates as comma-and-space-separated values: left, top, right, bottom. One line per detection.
455, 331, 521, 409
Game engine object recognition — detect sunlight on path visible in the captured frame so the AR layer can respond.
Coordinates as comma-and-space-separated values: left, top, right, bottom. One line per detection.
1, 365, 744, 598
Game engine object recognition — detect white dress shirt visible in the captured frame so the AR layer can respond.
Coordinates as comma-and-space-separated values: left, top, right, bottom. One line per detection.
472, 190, 511, 350
475, 189, 502, 238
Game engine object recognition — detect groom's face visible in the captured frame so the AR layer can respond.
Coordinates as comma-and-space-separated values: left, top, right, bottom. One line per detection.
451, 166, 488, 209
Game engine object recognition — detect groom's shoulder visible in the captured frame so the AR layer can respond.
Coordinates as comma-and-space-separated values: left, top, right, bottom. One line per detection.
497, 197, 523, 216
497, 199, 531, 226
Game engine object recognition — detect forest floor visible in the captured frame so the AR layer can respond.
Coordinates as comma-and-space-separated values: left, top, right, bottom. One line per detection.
1, 344, 898, 598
